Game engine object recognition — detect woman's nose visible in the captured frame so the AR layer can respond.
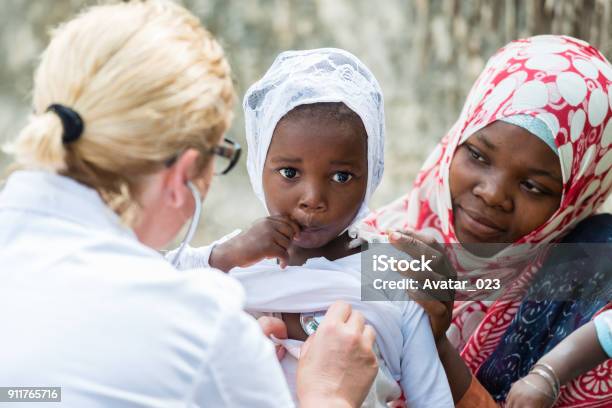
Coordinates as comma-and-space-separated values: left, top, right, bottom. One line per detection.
298, 184, 327, 213
472, 175, 513, 212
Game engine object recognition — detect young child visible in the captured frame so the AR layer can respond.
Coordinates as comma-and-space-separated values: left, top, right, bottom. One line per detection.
506, 309, 612, 408
176, 48, 453, 407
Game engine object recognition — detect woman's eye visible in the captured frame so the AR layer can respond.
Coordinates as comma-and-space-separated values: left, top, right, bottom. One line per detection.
279, 168, 298, 179
521, 181, 547, 195
467, 145, 487, 163
332, 172, 353, 184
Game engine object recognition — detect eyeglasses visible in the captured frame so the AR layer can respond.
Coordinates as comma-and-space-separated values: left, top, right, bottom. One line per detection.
165, 138, 242, 175
211, 138, 242, 175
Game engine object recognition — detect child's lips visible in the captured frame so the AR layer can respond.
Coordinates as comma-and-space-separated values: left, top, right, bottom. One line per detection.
293, 213, 324, 232
293, 221, 329, 243
300, 224, 325, 232
295, 225, 326, 240
290, 213, 334, 244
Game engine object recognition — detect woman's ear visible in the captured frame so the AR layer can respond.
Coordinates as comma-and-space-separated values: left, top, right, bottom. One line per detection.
164, 148, 202, 209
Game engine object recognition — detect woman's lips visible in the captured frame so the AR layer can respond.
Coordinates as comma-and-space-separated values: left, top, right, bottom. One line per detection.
456, 206, 505, 240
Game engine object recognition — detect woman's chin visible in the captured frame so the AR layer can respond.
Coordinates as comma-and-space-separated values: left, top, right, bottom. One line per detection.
455, 229, 511, 258
460, 242, 509, 258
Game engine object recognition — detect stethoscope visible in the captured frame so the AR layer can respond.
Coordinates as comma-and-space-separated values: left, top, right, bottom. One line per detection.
169, 181, 202, 267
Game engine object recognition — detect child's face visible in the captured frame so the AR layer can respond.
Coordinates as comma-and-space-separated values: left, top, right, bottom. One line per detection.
449, 120, 563, 256
262, 115, 368, 249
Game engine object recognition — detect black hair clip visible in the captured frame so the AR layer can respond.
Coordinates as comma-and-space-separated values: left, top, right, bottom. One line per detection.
46, 103, 84, 144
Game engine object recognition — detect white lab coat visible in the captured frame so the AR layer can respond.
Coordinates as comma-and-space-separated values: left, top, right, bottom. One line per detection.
0, 171, 293, 407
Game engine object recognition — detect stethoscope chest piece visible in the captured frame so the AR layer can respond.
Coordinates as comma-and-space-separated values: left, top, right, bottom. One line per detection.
300, 311, 326, 336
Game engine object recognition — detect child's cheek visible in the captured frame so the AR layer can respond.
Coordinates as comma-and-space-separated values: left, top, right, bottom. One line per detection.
262, 177, 289, 214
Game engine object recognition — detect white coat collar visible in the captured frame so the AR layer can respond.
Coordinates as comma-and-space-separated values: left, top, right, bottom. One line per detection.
0, 170, 135, 239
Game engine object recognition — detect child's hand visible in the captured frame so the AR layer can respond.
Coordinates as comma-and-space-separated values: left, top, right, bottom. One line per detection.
210, 215, 300, 272
507, 373, 556, 408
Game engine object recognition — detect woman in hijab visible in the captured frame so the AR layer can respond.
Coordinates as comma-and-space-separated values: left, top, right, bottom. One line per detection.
357, 35, 612, 407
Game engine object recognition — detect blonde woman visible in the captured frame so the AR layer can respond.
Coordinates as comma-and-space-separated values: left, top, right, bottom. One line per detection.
0, 1, 377, 407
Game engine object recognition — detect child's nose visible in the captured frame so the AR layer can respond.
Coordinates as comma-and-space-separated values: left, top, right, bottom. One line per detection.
473, 175, 513, 212
298, 184, 327, 213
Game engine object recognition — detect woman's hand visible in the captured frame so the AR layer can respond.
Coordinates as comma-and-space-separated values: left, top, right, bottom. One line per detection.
507, 374, 556, 408
257, 315, 288, 360
296, 301, 378, 408
507, 321, 605, 408
388, 230, 456, 342
210, 215, 300, 272
388, 231, 476, 404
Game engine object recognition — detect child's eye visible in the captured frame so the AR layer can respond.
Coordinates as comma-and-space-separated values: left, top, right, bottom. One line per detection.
466, 145, 487, 163
279, 168, 299, 179
331, 172, 353, 184
521, 180, 548, 195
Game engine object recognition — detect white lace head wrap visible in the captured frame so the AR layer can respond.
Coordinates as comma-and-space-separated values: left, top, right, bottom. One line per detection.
243, 48, 385, 227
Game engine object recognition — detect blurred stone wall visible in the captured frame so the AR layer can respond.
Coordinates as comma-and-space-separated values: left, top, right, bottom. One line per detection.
1, 0, 611, 245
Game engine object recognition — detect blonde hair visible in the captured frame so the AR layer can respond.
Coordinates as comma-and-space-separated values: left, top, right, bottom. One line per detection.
5, 0, 234, 224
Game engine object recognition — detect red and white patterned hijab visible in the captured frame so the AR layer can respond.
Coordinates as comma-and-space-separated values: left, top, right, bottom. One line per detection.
358, 35, 612, 285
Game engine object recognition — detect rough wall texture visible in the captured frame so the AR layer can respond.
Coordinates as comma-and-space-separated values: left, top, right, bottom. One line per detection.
1, 0, 610, 244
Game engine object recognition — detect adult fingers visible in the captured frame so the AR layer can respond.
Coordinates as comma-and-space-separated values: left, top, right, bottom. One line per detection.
412, 297, 452, 340
389, 230, 456, 280
404, 229, 447, 256
346, 309, 365, 333
402, 269, 455, 305
362, 324, 376, 348
322, 301, 352, 325
412, 298, 449, 320
258, 316, 288, 340
401, 230, 457, 279
388, 230, 441, 261
258, 316, 288, 361
275, 345, 286, 361
405, 279, 435, 300
411, 291, 449, 312
300, 331, 314, 357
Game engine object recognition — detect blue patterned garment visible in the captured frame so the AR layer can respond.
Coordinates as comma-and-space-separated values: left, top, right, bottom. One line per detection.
476, 214, 612, 401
